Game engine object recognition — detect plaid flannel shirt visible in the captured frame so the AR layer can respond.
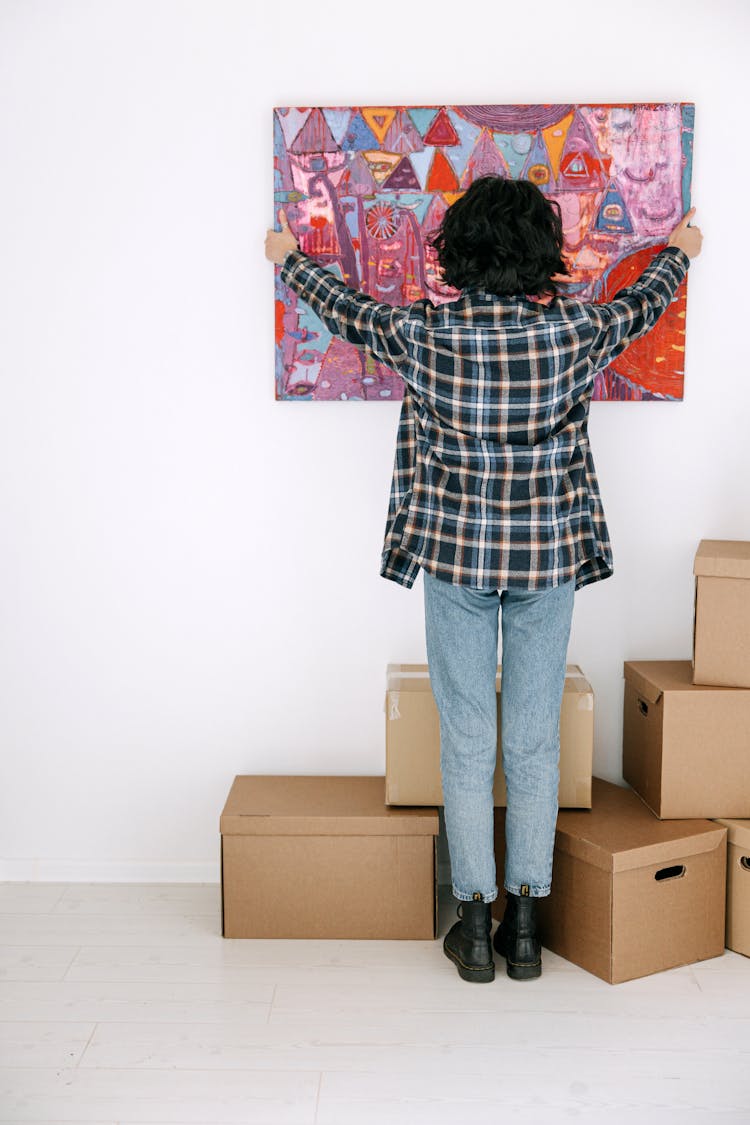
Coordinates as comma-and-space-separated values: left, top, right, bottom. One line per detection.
279, 245, 690, 592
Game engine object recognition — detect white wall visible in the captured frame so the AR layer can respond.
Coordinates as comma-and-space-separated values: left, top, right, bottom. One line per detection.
1, 0, 748, 880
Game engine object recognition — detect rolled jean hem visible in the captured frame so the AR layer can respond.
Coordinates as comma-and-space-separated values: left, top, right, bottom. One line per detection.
453, 885, 499, 904
504, 883, 550, 898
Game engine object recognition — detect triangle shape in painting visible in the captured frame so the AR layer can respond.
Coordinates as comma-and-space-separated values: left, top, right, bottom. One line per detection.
341, 111, 379, 152
521, 130, 554, 190
407, 148, 433, 190
460, 129, 509, 188
361, 107, 398, 144
408, 107, 439, 137
426, 149, 459, 192
557, 110, 606, 190
493, 132, 531, 179
383, 110, 425, 154
542, 110, 575, 180
290, 108, 340, 153
361, 149, 402, 184
343, 151, 378, 193
383, 156, 422, 191
275, 107, 311, 149
322, 108, 352, 146
594, 181, 634, 234
424, 107, 460, 147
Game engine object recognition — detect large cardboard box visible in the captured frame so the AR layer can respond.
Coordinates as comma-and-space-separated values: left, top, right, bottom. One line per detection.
220, 775, 439, 939
693, 539, 750, 688
385, 663, 593, 808
623, 659, 750, 819
492, 777, 727, 984
713, 817, 750, 957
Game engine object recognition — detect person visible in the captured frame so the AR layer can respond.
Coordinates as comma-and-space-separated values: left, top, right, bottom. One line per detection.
265, 176, 703, 984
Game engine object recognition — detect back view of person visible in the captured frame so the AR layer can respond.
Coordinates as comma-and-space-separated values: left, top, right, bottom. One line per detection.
265, 175, 703, 984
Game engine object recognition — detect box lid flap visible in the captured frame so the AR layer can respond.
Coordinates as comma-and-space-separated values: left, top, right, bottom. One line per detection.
387, 663, 591, 695
694, 539, 750, 579
623, 662, 664, 704
553, 777, 727, 873
713, 817, 750, 851
220, 775, 439, 836
622, 659, 717, 701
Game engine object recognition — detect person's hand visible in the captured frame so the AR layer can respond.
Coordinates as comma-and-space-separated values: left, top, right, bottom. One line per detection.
265, 208, 299, 264
667, 207, 703, 259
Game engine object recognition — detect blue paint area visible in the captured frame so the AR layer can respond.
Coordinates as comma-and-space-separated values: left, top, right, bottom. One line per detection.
594, 183, 634, 234
273, 113, 291, 193
390, 192, 434, 226
681, 104, 695, 212
408, 107, 439, 137
494, 133, 532, 179
323, 108, 352, 145
446, 110, 481, 181
341, 112, 379, 151
408, 148, 433, 190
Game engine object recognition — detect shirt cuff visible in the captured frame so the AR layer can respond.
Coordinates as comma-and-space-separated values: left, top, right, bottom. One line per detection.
659, 245, 691, 272
280, 248, 308, 286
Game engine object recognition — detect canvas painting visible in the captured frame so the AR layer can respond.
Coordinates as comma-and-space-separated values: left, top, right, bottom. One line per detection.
273, 103, 694, 402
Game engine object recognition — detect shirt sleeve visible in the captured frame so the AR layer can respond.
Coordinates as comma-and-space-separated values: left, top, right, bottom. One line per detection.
279, 249, 410, 371
582, 245, 690, 370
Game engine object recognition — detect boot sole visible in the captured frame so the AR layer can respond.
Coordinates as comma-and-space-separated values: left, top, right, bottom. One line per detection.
505, 957, 542, 981
442, 937, 495, 983
493, 936, 542, 981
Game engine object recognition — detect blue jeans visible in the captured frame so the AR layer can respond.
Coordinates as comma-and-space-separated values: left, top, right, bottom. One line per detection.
423, 569, 576, 904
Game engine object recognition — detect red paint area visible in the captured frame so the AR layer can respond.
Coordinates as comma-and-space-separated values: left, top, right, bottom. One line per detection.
426, 150, 459, 192
601, 242, 687, 399
274, 299, 285, 346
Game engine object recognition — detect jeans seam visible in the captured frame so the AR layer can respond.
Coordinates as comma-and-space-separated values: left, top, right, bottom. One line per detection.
452, 885, 499, 904
505, 883, 551, 897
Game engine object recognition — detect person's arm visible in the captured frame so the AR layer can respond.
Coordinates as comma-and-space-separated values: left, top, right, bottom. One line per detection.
266, 209, 410, 371
582, 207, 702, 370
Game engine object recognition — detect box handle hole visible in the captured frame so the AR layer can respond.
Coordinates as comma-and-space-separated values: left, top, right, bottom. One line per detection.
637, 699, 649, 717
654, 864, 685, 881
740, 856, 750, 872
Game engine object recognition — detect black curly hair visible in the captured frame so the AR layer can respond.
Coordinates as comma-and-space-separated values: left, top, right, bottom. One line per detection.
430, 175, 569, 298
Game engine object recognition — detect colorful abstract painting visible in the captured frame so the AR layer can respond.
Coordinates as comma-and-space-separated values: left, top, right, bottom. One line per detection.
273, 104, 694, 402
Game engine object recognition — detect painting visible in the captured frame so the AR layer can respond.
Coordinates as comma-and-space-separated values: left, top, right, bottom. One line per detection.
273, 103, 694, 402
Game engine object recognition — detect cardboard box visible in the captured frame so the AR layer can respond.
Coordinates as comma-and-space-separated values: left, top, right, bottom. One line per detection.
385, 663, 593, 808
220, 775, 439, 939
623, 659, 750, 819
713, 817, 750, 957
492, 777, 727, 984
693, 539, 750, 688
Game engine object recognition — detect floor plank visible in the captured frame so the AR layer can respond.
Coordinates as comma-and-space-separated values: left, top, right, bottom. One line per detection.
0, 881, 747, 1123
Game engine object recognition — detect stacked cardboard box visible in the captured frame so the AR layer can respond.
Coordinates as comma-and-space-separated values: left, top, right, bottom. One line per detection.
384, 656, 731, 983
218, 540, 748, 970
220, 775, 439, 939
493, 778, 726, 984
384, 663, 595, 809
218, 663, 593, 941
620, 539, 750, 962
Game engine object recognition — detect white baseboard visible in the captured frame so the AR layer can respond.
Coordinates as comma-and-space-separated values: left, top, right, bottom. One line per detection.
1, 858, 453, 887
0, 858, 220, 882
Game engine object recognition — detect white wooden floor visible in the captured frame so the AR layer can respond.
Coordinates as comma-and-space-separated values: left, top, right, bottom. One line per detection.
0, 881, 748, 1124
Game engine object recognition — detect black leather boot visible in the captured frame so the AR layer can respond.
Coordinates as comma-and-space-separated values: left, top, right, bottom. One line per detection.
492, 888, 542, 980
443, 891, 495, 982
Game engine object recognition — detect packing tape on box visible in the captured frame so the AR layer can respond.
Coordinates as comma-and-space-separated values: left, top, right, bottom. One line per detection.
388, 668, 586, 679
388, 670, 591, 689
